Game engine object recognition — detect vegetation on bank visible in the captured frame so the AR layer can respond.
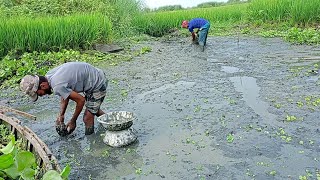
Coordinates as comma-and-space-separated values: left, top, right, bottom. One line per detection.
140, 0, 320, 39
0, 0, 319, 88
0, 125, 70, 179
248, 0, 320, 25
133, 3, 247, 37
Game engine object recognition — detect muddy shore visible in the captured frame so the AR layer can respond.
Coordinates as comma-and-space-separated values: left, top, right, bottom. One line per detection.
2, 36, 320, 179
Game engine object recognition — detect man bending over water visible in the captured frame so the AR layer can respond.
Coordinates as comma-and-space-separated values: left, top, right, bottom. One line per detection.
20, 62, 108, 136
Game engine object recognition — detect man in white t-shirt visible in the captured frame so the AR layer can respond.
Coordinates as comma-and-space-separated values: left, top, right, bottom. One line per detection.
20, 62, 108, 136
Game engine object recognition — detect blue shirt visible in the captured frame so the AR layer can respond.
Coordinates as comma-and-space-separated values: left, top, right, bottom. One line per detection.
188, 18, 209, 33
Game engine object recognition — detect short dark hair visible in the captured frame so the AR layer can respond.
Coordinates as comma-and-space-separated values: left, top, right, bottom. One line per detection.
38, 76, 47, 89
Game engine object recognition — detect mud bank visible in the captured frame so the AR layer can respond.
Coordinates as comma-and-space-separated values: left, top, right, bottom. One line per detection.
2, 36, 320, 179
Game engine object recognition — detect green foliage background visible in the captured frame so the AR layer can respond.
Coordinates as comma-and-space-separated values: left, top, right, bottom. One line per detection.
0, 0, 319, 88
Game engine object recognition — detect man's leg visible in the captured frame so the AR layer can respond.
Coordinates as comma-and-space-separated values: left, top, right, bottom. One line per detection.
83, 109, 95, 135
204, 30, 208, 46
96, 109, 105, 117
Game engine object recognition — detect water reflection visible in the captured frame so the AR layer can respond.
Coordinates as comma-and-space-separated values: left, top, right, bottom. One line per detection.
57, 132, 143, 179
221, 66, 243, 73
229, 76, 276, 121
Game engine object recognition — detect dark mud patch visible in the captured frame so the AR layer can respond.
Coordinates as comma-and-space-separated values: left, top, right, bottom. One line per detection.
2, 36, 320, 179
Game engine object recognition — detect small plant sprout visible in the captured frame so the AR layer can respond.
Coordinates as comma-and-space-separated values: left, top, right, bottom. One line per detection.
120, 89, 128, 97
194, 105, 201, 113
102, 150, 110, 157
297, 101, 304, 108
274, 103, 282, 109
244, 124, 253, 131
269, 170, 277, 176
205, 130, 209, 136
277, 128, 292, 143
227, 133, 234, 143
286, 114, 303, 122
135, 168, 142, 175
126, 148, 135, 154
309, 140, 314, 145
185, 115, 192, 121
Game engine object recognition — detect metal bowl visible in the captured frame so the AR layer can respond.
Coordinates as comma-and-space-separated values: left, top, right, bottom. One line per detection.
103, 128, 137, 147
97, 111, 134, 131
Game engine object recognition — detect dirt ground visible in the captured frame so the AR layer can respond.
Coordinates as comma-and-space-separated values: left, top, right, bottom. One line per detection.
2, 35, 320, 179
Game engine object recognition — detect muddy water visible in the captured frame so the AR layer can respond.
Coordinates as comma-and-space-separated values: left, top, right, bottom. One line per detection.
3, 36, 320, 179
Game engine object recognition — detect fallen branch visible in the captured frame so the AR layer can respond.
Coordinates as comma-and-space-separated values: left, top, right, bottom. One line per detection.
293, 56, 320, 60
0, 105, 36, 120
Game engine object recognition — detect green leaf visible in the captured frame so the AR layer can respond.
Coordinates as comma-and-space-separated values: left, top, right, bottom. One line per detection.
42, 170, 63, 180
60, 164, 71, 180
0, 171, 6, 178
15, 151, 36, 172
0, 136, 15, 154
0, 154, 14, 170
21, 167, 36, 180
3, 164, 20, 179
0, 177, 4, 180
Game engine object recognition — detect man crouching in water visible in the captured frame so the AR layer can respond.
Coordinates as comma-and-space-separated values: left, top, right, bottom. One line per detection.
20, 62, 108, 136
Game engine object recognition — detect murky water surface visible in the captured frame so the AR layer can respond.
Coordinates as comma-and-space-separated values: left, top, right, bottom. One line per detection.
2, 36, 320, 179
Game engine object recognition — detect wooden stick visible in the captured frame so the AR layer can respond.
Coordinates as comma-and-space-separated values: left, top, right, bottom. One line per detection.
0, 113, 60, 172
292, 56, 320, 60
0, 105, 36, 120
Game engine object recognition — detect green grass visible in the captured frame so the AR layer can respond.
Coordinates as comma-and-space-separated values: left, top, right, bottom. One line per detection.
0, 13, 112, 57
133, 3, 248, 37
247, 0, 320, 25
0, 0, 319, 89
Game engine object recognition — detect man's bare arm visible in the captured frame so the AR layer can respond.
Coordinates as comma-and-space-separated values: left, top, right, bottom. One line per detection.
59, 96, 69, 122
68, 91, 85, 123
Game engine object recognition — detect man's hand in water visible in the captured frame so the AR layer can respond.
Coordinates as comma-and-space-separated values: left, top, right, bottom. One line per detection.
55, 116, 69, 136
66, 120, 76, 134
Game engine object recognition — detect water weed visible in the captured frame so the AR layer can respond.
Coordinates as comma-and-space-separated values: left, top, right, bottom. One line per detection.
227, 133, 234, 143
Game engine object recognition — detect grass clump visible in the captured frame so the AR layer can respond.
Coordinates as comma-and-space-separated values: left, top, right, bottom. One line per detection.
0, 13, 112, 57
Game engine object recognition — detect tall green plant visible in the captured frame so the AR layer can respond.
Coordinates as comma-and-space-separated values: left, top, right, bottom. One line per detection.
133, 4, 247, 37
0, 0, 144, 38
107, 0, 144, 38
248, 0, 320, 25
0, 0, 112, 17
0, 13, 112, 57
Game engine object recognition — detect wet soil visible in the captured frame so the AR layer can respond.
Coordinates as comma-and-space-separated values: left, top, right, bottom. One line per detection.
2, 36, 320, 179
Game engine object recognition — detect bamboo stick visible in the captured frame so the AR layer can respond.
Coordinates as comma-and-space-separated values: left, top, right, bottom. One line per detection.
0, 105, 36, 120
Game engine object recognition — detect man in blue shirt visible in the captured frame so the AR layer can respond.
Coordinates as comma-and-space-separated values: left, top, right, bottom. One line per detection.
182, 18, 210, 51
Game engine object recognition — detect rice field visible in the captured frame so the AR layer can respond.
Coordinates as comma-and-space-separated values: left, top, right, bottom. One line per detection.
133, 3, 248, 37
0, 13, 112, 57
0, 0, 319, 58
247, 0, 320, 25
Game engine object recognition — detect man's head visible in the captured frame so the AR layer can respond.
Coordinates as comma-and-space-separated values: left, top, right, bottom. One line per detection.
20, 75, 52, 101
181, 20, 189, 28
